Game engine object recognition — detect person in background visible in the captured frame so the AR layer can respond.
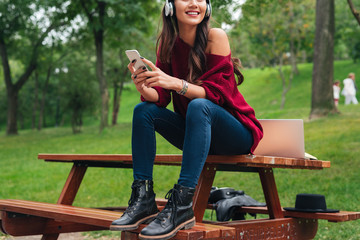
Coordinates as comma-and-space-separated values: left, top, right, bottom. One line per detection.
342, 73, 358, 105
333, 80, 341, 107
110, 0, 263, 239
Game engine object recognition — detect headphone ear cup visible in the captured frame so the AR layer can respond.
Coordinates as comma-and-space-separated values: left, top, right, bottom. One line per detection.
206, 3, 212, 18
165, 0, 174, 17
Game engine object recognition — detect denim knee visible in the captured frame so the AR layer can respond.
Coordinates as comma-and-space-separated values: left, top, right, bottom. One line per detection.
186, 99, 213, 122
187, 98, 213, 112
133, 102, 158, 123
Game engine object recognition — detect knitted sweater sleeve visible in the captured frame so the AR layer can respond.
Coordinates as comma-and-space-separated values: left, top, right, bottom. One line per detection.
140, 59, 171, 108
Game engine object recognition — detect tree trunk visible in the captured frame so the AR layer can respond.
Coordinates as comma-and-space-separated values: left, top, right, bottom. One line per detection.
55, 96, 61, 127
278, 57, 293, 110
80, 0, 109, 131
6, 89, 18, 135
301, 50, 307, 63
289, 39, 299, 75
112, 71, 120, 126
32, 71, 39, 129
38, 65, 52, 130
112, 68, 126, 125
92, 1, 108, 132
347, 0, 360, 26
95, 31, 109, 132
288, 0, 299, 75
71, 109, 82, 134
270, 33, 292, 110
310, 0, 337, 119
1, 37, 18, 135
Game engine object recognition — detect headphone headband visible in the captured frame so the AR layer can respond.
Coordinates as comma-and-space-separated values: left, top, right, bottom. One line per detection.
165, 0, 211, 18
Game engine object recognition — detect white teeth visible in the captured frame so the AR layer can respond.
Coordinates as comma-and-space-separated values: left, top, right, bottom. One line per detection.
187, 12, 199, 15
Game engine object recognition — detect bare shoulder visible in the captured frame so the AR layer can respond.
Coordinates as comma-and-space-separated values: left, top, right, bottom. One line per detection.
206, 28, 231, 56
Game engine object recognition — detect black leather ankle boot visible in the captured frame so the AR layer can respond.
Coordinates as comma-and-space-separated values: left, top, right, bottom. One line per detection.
110, 180, 159, 231
139, 184, 196, 240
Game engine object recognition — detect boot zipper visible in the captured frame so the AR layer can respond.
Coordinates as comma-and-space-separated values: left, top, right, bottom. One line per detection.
145, 180, 149, 192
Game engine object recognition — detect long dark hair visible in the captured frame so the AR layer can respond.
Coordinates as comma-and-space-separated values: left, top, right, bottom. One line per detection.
156, 0, 244, 86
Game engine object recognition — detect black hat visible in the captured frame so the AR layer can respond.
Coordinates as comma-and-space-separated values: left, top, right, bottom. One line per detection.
284, 193, 339, 213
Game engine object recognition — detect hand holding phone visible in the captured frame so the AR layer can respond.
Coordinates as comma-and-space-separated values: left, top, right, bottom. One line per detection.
125, 50, 148, 71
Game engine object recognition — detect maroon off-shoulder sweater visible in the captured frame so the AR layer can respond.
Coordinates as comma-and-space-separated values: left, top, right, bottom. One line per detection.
141, 37, 263, 152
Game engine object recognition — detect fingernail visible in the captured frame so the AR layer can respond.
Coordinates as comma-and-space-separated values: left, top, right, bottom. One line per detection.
142, 67, 146, 70
140, 57, 144, 59
131, 59, 136, 63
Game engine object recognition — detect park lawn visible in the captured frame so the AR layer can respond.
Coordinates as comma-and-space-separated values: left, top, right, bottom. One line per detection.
0, 60, 359, 239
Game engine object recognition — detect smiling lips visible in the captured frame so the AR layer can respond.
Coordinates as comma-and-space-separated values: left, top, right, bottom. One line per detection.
186, 11, 200, 16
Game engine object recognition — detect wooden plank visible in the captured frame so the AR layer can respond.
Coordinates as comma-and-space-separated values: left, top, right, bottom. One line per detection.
0, 199, 122, 219
1, 211, 47, 236
193, 164, 216, 222
0, 200, 121, 227
121, 231, 140, 240
187, 224, 220, 238
125, 218, 317, 240
236, 206, 360, 222
0, 211, 106, 237
219, 218, 318, 240
258, 168, 284, 219
124, 222, 235, 240
340, 211, 360, 221
38, 154, 331, 170
173, 227, 205, 240
194, 223, 236, 238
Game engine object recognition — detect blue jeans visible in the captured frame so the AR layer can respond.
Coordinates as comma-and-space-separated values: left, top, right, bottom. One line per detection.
132, 98, 253, 188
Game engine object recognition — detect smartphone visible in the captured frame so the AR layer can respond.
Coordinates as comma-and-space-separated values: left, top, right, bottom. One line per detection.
125, 50, 148, 71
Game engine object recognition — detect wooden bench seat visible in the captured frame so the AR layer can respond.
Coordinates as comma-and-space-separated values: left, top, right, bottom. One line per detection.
0, 199, 235, 239
236, 206, 360, 222
0, 199, 122, 227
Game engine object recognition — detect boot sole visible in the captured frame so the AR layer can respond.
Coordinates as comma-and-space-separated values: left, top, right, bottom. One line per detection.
109, 213, 158, 231
138, 217, 196, 240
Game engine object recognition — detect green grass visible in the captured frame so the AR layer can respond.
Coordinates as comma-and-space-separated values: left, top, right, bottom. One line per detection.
1, 60, 360, 239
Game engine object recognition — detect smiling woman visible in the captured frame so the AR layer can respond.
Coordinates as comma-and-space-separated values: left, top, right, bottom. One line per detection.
174, 0, 208, 26
109, 0, 263, 239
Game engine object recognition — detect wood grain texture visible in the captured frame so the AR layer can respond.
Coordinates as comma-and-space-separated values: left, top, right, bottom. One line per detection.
38, 154, 331, 169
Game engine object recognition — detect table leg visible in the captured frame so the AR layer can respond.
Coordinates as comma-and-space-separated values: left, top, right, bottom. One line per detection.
193, 164, 217, 222
41, 163, 88, 240
258, 168, 284, 219
56, 163, 88, 205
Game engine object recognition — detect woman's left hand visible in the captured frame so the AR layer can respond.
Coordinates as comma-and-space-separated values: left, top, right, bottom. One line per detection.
136, 58, 182, 91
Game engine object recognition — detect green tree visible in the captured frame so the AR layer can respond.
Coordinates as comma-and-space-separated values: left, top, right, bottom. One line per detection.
71, 0, 160, 132
0, 0, 71, 135
347, 0, 360, 25
59, 56, 98, 134
336, 0, 360, 62
237, 0, 314, 108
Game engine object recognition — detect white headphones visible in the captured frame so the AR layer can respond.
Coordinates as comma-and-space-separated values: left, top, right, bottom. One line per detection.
165, 0, 212, 18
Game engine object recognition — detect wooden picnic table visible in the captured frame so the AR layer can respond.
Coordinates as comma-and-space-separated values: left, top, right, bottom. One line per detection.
0, 154, 358, 240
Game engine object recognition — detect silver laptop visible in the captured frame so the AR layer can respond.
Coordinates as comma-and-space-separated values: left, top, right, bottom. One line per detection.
253, 119, 305, 159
